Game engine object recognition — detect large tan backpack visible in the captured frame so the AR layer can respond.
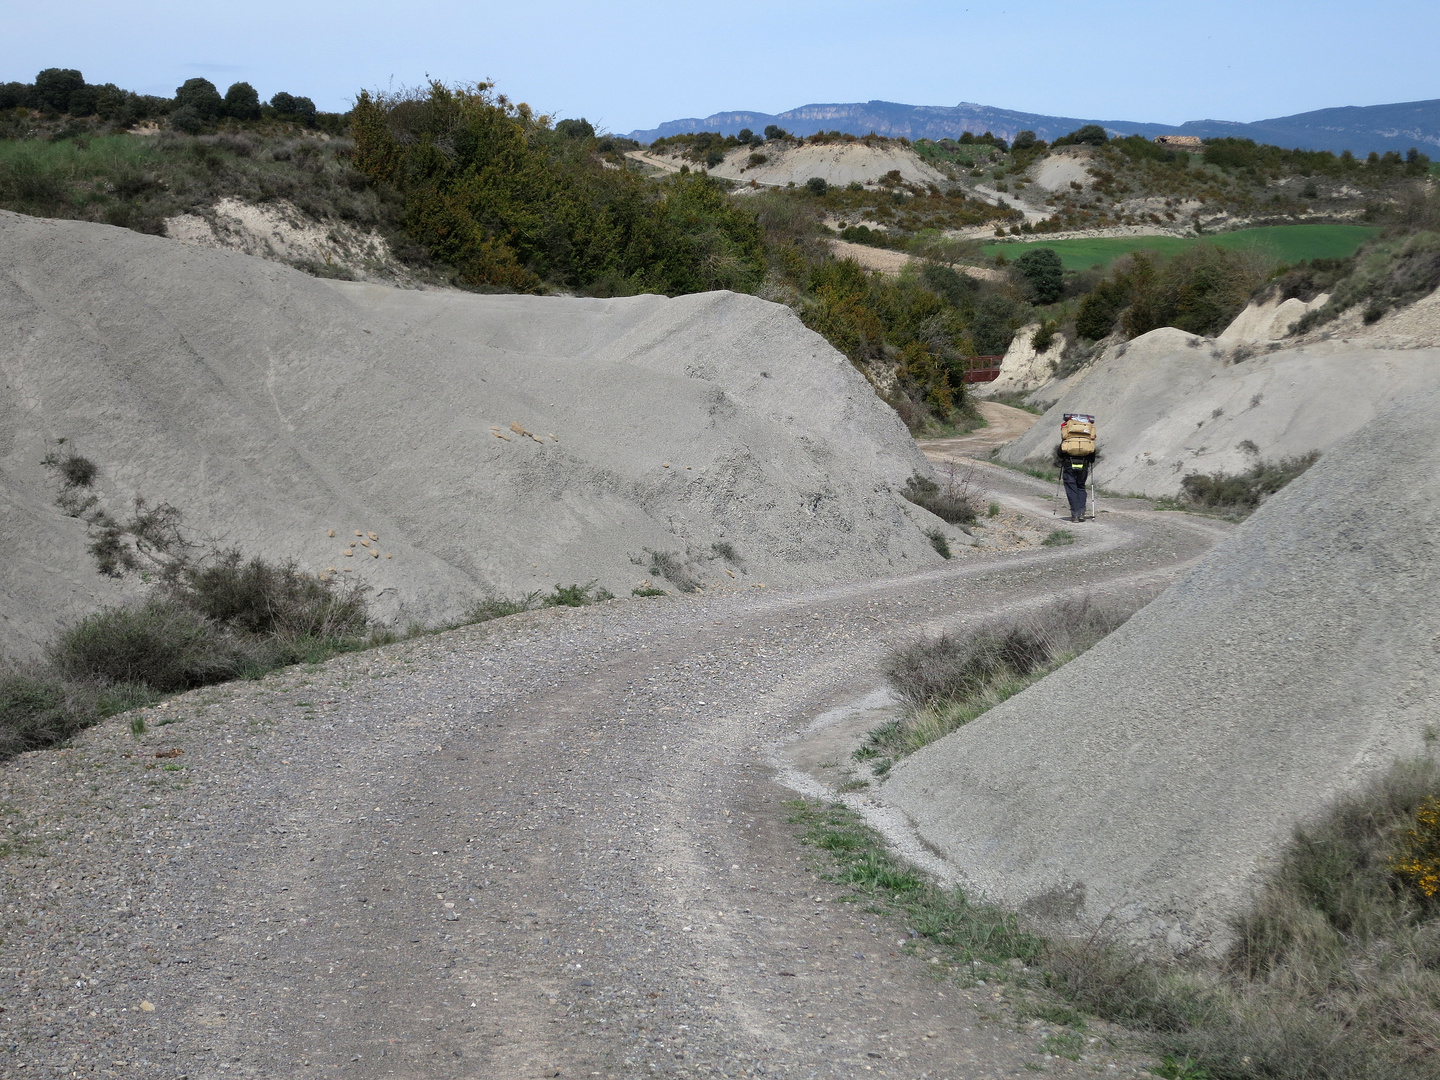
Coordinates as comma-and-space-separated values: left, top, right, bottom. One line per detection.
1060, 413, 1096, 456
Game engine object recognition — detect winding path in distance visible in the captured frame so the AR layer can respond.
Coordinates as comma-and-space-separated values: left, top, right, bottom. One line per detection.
1, 465, 1229, 1080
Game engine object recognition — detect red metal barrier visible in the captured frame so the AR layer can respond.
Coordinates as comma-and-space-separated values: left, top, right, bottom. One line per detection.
961, 355, 1004, 383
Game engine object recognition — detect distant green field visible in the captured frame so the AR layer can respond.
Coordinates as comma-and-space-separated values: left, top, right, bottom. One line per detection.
981, 224, 1379, 271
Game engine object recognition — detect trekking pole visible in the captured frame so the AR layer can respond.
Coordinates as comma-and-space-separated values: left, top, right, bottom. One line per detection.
1089, 465, 1098, 521
1054, 471, 1063, 517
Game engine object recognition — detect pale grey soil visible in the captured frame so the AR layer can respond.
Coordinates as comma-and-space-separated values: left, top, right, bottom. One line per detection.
0, 467, 1227, 1079
1001, 325, 1440, 498
892, 389, 1440, 953
1, 210, 946, 658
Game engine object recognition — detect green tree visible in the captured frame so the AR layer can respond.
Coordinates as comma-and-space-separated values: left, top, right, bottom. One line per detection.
806, 176, 828, 196
1013, 247, 1063, 304
66, 85, 98, 117
969, 291, 1023, 354
555, 117, 595, 139
1012, 129, 1038, 151
175, 77, 224, 120
223, 82, 261, 120
0, 81, 30, 110
1075, 276, 1131, 339
34, 68, 84, 114
1063, 124, 1109, 147
270, 92, 317, 126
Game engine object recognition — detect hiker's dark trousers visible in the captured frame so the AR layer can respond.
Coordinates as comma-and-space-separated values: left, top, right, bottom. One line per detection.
1063, 465, 1089, 518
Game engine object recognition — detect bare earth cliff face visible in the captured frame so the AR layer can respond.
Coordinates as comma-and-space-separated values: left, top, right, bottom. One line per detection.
0, 211, 950, 656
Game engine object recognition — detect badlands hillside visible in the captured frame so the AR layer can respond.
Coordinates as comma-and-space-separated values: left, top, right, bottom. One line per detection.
889, 383, 1440, 953
993, 285, 1440, 497
0, 210, 961, 657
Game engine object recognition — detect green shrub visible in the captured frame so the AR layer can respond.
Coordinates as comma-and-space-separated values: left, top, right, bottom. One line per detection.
555, 117, 595, 139
1179, 452, 1320, 518
969, 291, 1025, 354
869, 596, 1137, 760
921, 262, 979, 306
806, 176, 828, 196
1042, 528, 1075, 546
169, 106, 203, 135
1056, 124, 1109, 147
465, 595, 538, 623
1294, 227, 1440, 334
269, 92, 317, 126
901, 472, 979, 525
543, 581, 614, 607
0, 668, 91, 757
924, 528, 952, 559
351, 81, 764, 295
645, 549, 701, 593
177, 548, 369, 639
1075, 275, 1132, 340
50, 598, 265, 692
1076, 246, 1271, 340
711, 541, 740, 563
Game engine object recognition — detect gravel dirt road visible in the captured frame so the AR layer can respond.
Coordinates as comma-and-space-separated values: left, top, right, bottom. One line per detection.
1, 465, 1228, 1079
918, 403, 1041, 462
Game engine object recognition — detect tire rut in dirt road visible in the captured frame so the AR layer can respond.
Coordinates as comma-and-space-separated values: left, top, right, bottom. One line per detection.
0, 468, 1229, 1079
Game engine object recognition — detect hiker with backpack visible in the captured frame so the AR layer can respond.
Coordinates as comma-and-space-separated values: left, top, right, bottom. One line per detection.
1055, 413, 1097, 523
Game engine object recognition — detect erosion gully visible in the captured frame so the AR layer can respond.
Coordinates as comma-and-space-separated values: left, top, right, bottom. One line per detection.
1, 463, 1229, 1079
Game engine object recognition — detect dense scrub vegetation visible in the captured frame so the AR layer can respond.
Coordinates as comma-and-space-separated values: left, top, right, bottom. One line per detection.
350, 82, 763, 294
1072, 245, 1272, 340
2, 69, 1437, 433
1034, 132, 1431, 235
0, 129, 402, 240
1293, 184, 1440, 332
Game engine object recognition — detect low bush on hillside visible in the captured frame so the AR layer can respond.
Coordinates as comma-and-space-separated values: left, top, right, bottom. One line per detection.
901, 470, 981, 525
1, 553, 376, 760
0, 666, 153, 759
643, 549, 703, 593
1294, 227, 1440, 333
865, 595, 1138, 762
1179, 451, 1320, 518
0, 128, 406, 251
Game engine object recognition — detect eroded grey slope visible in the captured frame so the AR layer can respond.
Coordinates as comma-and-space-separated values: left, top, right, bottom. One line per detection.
888, 387, 1440, 952
999, 327, 1440, 497
0, 211, 945, 654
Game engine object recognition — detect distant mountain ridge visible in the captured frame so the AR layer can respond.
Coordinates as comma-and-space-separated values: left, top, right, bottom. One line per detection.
629, 98, 1440, 156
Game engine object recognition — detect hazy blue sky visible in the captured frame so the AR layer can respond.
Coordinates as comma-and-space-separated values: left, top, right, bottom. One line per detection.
4, 1, 1436, 133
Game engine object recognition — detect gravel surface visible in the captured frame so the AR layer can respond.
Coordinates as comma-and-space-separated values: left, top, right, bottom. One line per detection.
1, 466, 1227, 1079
